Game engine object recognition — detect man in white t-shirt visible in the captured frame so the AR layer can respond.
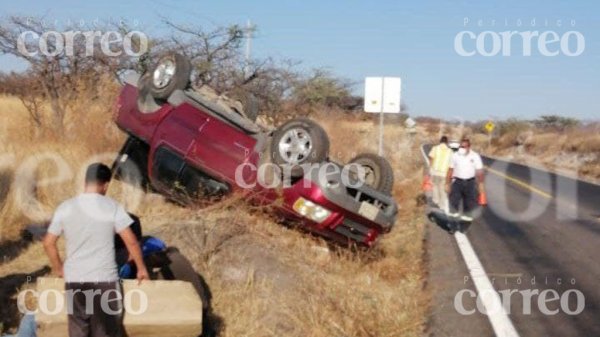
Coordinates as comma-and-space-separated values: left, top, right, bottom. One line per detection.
43, 163, 149, 337
446, 138, 484, 231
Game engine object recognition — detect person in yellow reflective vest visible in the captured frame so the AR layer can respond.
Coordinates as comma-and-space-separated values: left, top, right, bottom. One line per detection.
428, 136, 453, 213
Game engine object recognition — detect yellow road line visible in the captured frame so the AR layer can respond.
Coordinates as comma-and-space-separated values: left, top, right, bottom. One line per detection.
485, 167, 553, 199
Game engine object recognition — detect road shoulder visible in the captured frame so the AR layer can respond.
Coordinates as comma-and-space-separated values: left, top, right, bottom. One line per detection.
424, 217, 494, 337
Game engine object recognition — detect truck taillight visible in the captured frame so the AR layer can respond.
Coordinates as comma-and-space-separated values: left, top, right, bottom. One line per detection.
364, 228, 378, 245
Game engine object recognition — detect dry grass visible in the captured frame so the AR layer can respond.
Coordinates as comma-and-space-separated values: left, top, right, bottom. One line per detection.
413, 119, 600, 182
0, 90, 429, 336
477, 128, 600, 181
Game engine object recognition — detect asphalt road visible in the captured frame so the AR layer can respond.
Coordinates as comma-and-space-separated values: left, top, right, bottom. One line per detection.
423, 145, 600, 337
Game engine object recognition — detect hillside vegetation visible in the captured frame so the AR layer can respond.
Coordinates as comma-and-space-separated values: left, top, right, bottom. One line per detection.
420, 117, 600, 181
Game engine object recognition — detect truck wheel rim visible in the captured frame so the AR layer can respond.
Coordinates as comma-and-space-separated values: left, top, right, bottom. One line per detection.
278, 128, 313, 164
153, 59, 176, 89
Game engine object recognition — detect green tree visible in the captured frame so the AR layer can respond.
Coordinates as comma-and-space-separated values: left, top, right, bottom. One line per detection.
291, 69, 353, 107
535, 115, 579, 131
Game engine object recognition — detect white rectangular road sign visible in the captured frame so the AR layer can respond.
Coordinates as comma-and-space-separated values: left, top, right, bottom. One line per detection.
364, 77, 401, 113
364, 77, 383, 113
382, 77, 401, 113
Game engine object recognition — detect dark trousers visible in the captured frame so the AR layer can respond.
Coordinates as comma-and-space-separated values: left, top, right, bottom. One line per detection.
65, 281, 123, 337
449, 178, 478, 216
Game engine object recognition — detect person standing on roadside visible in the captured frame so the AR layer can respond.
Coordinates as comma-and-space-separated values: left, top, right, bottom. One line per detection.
428, 136, 453, 213
446, 138, 484, 232
43, 163, 149, 337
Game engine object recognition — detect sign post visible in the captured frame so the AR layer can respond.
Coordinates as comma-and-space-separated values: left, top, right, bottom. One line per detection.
484, 121, 495, 148
364, 77, 401, 155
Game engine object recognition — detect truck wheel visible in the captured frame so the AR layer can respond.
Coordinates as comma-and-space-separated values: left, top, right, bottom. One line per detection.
148, 53, 191, 100
347, 153, 394, 195
159, 247, 210, 310
271, 118, 329, 177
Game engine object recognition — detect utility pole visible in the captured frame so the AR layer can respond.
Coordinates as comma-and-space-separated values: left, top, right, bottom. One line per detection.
244, 19, 255, 76
378, 78, 385, 156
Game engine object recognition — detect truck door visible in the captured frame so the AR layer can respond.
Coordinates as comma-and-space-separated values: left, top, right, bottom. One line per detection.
186, 111, 258, 186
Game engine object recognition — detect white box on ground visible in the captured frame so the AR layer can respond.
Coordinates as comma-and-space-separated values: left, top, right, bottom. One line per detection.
364, 77, 401, 113
35, 277, 203, 337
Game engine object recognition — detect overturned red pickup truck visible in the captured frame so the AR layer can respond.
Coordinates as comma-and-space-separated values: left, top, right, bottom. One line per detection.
112, 53, 397, 246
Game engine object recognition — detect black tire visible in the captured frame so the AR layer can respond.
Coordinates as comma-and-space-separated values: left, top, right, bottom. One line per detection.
271, 118, 330, 177
347, 153, 394, 195
148, 53, 192, 100
159, 248, 210, 310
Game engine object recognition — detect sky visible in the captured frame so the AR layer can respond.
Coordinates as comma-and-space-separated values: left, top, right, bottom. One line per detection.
1, 0, 599, 121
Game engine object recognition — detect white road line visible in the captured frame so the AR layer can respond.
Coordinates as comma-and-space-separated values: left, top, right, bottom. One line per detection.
420, 144, 431, 167
455, 232, 519, 337
420, 144, 520, 337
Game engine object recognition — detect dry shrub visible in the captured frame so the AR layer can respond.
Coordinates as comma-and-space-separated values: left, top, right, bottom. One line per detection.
0, 80, 123, 240
580, 157, 600, 178
492, 131, 521, 149
423, 121, 441, 135
562, 131, 600, 154
469, 133, 490, 152
522, 133, 564, 155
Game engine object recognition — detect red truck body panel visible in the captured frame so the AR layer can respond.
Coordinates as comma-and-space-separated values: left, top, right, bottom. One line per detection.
115, 83, 396, 246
